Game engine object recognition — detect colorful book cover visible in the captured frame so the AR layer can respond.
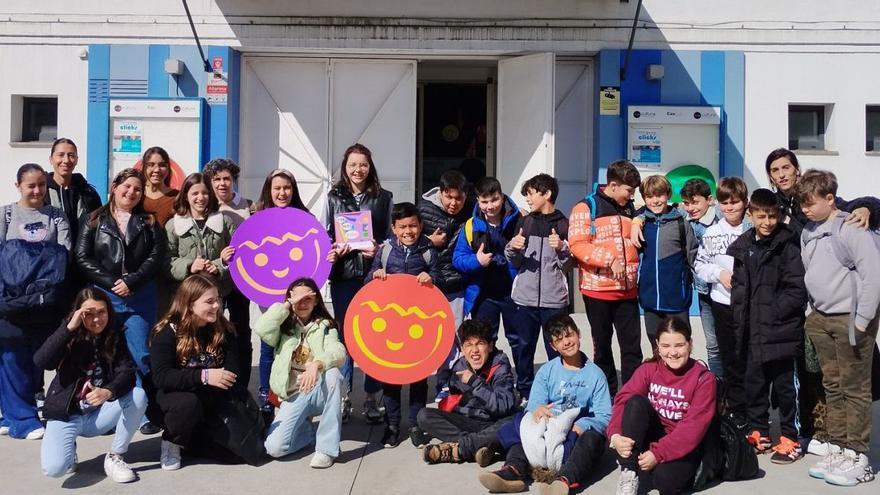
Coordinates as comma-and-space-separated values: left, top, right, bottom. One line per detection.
334, 211, 374, 250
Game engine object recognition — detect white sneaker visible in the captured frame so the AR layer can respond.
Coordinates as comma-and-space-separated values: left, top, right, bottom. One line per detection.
825, 449, 875, 487
67, 453, 78, 474
25, 427, 45, 440
807, 438, 830, 456
808, 444, 842, 479
104, 453, 136, 483
0, 426, 9, 435
309, 452, 334, 469
616, 468, 639, 495
160, 440, 182, 471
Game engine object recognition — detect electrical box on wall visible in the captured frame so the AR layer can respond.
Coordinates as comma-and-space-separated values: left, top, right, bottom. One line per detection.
627, 105, 721, 181
108, 98, 205, 189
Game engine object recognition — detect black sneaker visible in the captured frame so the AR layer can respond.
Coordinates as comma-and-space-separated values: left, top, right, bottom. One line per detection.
478, 465, 527, 493
139, 422, 161, 435
410, 426, 431, 448
381, 425, 401, 448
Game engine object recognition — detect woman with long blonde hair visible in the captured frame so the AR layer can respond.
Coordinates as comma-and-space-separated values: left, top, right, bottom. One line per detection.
149, 273, 240, 470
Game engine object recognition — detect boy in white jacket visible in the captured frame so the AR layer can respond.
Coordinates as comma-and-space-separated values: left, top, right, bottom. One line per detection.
693, 176, 750, 423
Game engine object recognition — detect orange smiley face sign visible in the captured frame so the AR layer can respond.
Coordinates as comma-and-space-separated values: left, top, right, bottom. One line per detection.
344, 274, 455, 385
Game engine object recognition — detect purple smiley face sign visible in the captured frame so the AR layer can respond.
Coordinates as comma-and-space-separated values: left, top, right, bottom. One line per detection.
230, 207, 333, 307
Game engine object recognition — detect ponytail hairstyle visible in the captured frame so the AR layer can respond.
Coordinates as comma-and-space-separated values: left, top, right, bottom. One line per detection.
279, 277, 336, 336
152, 274, 235, 366
645, 316, 692, 363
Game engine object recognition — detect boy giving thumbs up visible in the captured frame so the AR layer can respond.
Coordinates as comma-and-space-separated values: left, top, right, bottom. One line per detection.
502, 174, 573, 401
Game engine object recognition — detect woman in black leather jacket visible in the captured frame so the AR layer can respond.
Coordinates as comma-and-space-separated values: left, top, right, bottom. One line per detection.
75, 168, 165, 397
324, 143, 392, 423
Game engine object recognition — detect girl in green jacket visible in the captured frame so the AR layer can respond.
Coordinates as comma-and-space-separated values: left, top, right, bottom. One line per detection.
256, 277, 347, 468
165, 173, 237, 294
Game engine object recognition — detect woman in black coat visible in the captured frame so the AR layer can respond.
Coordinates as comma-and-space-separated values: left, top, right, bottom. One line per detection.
323, 143, 393, 423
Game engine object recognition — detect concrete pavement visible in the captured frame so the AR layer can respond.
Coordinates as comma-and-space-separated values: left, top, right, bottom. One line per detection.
3, 315, 878, 494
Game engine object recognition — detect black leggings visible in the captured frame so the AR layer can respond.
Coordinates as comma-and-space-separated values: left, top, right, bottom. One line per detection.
617, 395, 701, 495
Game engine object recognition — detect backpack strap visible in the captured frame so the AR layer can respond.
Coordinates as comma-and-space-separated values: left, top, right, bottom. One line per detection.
828, 214, 859, 346
379, 242, 392, 270
464, 218, 474, 246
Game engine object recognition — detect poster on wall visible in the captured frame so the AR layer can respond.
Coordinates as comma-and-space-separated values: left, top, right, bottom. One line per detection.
630, 126, 663, 168
205, 56, 228, 104
599, 86, 620, 115
111, 121, 143, 158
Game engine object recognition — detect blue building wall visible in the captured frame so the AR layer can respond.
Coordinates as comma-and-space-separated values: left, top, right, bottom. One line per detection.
595, 49, 745, 183
595, 49, 745, 316
86, 44, 240, 198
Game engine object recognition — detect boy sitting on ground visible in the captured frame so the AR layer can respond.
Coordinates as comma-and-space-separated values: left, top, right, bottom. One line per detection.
419, 319, 517, 465
477, 314, 612, 495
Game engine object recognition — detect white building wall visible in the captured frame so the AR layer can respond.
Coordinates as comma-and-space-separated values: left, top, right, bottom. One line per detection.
0, 45, 90, 205
744, 52, 880, 199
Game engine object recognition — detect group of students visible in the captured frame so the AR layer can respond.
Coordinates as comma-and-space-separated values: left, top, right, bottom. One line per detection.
0, 137, 877, 493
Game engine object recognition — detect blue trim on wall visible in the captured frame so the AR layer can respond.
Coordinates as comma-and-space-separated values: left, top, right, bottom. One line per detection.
596, 50, 622, 183
87, 45, 111, 199
109, 45, 149, 83
660, 51, 701, 105
168, 45, 205, 97
148, 45, 171, 97
723, 51, 745, 178
226, 49, 241, 161
700, 51, 725, 106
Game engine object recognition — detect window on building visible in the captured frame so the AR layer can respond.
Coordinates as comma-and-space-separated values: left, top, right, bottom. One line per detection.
867, 106, 880, 152
788, 104, 827, 151
13, 96, 58, 142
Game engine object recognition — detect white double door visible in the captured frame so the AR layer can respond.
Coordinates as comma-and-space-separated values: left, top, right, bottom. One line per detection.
239, 54, 593, 219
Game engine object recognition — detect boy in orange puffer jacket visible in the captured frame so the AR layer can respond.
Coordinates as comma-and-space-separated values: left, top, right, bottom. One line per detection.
569, 159, 642, 397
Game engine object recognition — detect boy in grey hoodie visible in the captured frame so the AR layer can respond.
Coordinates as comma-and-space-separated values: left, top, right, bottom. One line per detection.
504, 174, 573, 400
799, 169, 880, 488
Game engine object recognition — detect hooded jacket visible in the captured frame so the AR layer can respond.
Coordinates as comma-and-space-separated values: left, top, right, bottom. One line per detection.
452, 196, 521, 315
568, 186, 639, 299
417, 187, 471, 294
801, 210, 880, 328
325, 185, 393, 282
166, 212, 237, 295
34, 322, 136, 421
446, 348, 516, 420
728, 223, 807, 363
44, 172, 102, 239
637, 205, 698, 313
254, 303, 347, 401
775, 189, 880, 234
504, 209, 573, 308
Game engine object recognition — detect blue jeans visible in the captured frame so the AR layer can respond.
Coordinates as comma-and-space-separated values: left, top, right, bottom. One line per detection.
259, 341, 274, 394
98, 284, 157, 382
506, 305, 565, 397
471, 296, 518, 342
0, 341, 42, 438
699, 294, 722, 378
41, 389, 147, 477
435, 294, 465, 395
331, 278, 381, 396
264, 368, 343, 458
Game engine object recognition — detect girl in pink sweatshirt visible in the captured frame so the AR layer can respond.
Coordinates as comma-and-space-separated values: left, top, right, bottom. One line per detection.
607, 316, 716, 495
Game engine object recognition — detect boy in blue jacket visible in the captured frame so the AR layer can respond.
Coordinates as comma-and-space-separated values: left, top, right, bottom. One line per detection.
366, 202, 440, 448
504, 173, 573, 400
631, 175, 697, 347
418, 319, 517, 465
478, 314, 612, 494
452, 177, 521, 340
